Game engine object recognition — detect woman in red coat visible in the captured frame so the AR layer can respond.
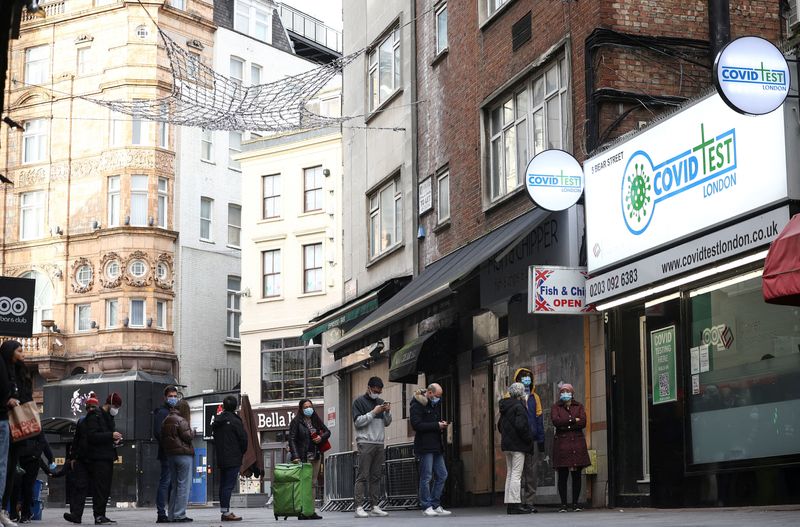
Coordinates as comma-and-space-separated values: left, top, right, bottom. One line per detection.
550, 383, 591, 512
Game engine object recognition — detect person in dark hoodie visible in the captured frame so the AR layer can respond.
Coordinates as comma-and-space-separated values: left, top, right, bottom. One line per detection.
83, 392, 123, 525
63, 396, 97, 525
211, 395, 247, 522
288, 399, 329, 521
1, 339, 32, 525
409, 383, 451, 518
14, 433, 55, 523
498, 382, 534, 515
512, 367, 545, 512
152, 386, 179, 524
0, 341, 21, 527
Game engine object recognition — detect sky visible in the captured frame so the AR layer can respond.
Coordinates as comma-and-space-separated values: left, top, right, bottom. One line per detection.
280, 0, 343, 31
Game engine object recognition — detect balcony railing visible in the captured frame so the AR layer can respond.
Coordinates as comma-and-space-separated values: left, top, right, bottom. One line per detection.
278, 4, 342, 54
20, 0, 67, 23
0, 333, 65, 358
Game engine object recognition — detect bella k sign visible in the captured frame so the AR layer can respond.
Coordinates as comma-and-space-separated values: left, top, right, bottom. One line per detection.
584, 93, 787, 273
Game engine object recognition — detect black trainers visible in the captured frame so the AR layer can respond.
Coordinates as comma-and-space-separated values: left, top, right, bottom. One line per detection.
156, 516, 170, 524
94, 517, 116, 525
64, 512, 82, 524
572, 504, 583, 512
558, 505, 568, 513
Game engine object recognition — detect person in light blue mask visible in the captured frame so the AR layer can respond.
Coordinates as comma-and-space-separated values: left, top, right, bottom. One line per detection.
288, 399, 329, 520
410, 383, 451, 517
551, 383, 591, 512
152, 386, 180, 523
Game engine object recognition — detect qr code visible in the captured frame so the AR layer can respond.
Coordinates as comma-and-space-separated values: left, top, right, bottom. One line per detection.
658, 373, 670, 397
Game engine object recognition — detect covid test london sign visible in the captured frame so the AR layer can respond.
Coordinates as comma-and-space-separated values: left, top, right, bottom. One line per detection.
584, 94, 787, 273
714, 36, 790, 116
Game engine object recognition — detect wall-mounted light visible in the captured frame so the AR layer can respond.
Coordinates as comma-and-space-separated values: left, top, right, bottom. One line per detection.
369, 341, 385, 360
0, 174, 12, 185
238, 288, 251, 298
90, 321, 97, 329
52, 226, 63, 236
53, 269, 63, 279
147, 318, 153, 327
148, 216, 155, 226
123, 317, 129, 327
323, 168, 331, 177
417, 225, 426, 240
2, 116, 23, 130
91, 220, 101, 230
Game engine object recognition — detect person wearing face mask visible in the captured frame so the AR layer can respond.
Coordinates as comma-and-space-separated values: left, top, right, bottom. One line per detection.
288, 399, 329, 520
551, 383, 590, 512
410, 383, 451, 517
351, 377, 391, 518
511, 367, 545, 513
63, 396, 97, 525
83, 392, 124, 525
152, 386, 180, 523
211, 396, 247, 522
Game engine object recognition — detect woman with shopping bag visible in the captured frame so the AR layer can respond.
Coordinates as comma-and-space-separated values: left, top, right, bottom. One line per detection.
0, 341, 20, 527
286, 399, 330, 520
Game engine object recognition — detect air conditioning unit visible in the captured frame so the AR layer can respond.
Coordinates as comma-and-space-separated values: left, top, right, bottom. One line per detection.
789, 0, 800, 29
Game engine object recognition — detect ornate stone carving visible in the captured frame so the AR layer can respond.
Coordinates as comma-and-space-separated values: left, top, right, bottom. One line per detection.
124, 250, 152, 287
155, 151, 175, 174
154, 253, 174, 290
49, 162, 70, 181
71, 257, 94, 293
3, 263, 61, 281
14, 167, 47, 187
99, 252, 123, 289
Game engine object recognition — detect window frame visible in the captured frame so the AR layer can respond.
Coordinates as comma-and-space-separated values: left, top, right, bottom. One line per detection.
227, 203, 242, 248
303, 243, 323, 294
200, 197, 213, 241
486, 57, 569, 203
19, 190, 45, 240
155, 300, 166, 329
76, 46, 90, 76
76, 304, 92, 332
76, 264, 93, 287
229, 56, 245, 84
106, 299, 118, 328
262, 174, 281, 219
227, 276, 241, 340
157, 177, 168, 228
129, 259, 147, 278
368, 177, 403, 259
262, 249, 281, 298
250, 63, 262, 86
234, 0, 270, 42
435, 3, 448, 55
228, 131, 242, 170
367, 25, 401, 112
107, 175, 120, 227
303, 166, 323, 213
437, 170, 450, 224
260, 339, 323, 402
24, 45, 49, 85
22, 118, 48, 164
129, 174, 149, 227
200, 129, 214, 162
129, 298, 146, 328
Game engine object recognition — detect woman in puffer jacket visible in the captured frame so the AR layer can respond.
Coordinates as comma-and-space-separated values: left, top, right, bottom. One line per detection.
498, 382, 534, 515
160, 400, 194, 523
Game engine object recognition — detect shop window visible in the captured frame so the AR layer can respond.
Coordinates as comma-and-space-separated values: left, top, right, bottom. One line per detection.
261, 339, 323, 402
688, 273, 800, 464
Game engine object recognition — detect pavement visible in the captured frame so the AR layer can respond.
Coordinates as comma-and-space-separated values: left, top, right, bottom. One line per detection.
39, 505, 800, 526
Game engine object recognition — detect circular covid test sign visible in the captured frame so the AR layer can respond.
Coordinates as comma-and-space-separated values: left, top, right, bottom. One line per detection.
714, 36, 790, 115
524, 149, 584, 211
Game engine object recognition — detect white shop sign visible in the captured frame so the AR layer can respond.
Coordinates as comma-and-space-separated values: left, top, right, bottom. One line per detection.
584, 93, 787, 273
586, 206, 790, 303
524, 149, 584, 211
528, 265, 594, 314
418, 177, 432, 215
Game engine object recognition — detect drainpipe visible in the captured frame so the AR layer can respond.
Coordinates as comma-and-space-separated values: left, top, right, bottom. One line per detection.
410, 0, 419, 277
708, 0, 731, 60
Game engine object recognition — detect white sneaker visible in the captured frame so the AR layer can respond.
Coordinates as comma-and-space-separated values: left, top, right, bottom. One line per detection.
423, 507, 438, 517
0, 511, 17, 527
354, 507, 369, 518
370, 506, 389, 517
434, 506, 452, 516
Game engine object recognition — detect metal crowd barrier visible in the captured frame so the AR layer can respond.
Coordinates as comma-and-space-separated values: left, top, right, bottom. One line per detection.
322, 443, 419, 512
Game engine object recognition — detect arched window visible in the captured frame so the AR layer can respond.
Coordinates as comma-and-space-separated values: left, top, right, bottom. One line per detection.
20, 270, 53, 333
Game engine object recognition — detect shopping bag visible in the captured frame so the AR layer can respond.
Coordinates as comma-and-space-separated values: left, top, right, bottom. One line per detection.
9, 401, 42, 442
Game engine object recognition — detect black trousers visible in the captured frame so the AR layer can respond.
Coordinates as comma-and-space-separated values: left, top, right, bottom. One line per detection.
69, 461, 91, 520
557, 467, 582, 506
87, 461, 114, 518
16, 456, 40, 520
2, 443, 19, 511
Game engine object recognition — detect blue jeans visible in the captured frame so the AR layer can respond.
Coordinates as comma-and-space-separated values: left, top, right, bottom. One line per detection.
156, 458, 170, 516
0, 421, 8, 506
418, 453, 447, 509
219, 466, 239, 513
167, 455, 192, 521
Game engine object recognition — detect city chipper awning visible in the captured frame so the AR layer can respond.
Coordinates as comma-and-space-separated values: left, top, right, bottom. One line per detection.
329, 208, 551, 359
763, 212, 800, 306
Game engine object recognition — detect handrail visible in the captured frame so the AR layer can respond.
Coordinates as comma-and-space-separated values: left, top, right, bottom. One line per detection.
277, 4, 342, 54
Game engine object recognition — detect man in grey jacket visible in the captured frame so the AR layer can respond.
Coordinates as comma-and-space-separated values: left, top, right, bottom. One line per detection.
352, 377, 392, 518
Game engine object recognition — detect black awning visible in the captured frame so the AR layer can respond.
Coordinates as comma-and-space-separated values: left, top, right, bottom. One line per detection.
389, 330, 455, 384
330, 208, 551, 359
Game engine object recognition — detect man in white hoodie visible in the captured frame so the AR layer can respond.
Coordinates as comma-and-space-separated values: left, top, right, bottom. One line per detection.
352, 377, 392, 518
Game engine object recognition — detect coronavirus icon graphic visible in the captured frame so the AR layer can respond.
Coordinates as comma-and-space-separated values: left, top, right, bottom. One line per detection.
620, 152, 656, 234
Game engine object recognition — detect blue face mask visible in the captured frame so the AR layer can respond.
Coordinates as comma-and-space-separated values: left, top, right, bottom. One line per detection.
303, 408, 314, 417
560, 392, 573, 402
166, 397, 178, 407
520, 376, 532, 387
430, 397, 441, 405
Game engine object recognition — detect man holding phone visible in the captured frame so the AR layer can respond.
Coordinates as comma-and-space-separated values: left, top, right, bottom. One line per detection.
352, 377, 392, 518
410, 383, 451, 517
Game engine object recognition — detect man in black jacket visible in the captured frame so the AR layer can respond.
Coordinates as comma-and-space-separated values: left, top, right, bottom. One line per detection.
409, 383, 451, 517
152, 386, 178, 523
211, 396, 247, 522
84, 393, 123, 525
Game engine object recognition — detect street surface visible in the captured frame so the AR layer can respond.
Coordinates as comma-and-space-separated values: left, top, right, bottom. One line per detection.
39, 505, 800, 526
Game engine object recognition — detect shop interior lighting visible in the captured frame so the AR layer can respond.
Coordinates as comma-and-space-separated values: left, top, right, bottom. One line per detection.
643, 292, 680, 308
688, 269, 764, 297
594, 250, 768, 311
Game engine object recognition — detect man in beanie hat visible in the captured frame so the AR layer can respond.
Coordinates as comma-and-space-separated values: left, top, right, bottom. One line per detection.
512, 368, 545, 513
83, 392, 123, 524
352, 376, 391, 518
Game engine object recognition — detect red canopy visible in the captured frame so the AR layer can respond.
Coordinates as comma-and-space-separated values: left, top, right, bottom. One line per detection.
763, 213, 800, 305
